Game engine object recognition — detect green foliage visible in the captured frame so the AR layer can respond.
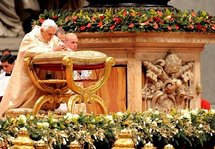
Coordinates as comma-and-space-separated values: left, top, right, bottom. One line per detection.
32, 8, 215, 33
0, 109, 215, 148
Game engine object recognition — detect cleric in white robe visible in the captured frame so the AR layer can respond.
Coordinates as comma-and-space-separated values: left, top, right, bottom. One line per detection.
0, 54, 15, 100
0, 73, 10, 98
0, 19, 67, 117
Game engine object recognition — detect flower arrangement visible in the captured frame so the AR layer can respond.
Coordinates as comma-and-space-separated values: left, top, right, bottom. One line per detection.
0, 109, 214, 148
86, 0, 171, 6
32, 8, 215, 33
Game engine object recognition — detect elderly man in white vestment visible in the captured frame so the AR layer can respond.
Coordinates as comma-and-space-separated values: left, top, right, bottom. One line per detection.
0, 19, 67, 117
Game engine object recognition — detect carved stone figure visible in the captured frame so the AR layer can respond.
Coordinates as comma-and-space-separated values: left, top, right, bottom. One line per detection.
0, 0, 24, 37
142, 52, 194, 111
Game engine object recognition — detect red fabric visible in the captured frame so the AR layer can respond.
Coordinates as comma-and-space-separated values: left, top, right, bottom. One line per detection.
201, 99, 211, 110
34, 63, 105, 71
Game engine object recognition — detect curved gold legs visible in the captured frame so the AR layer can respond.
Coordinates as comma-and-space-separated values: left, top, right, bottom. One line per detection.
67, 94, 108, 114
32, 95, 50, 115
67, 94, 81, 113
64, 57, 115, 114
90, 94, 108, 114
25, 55, 115, 115
32, 95, 69, 115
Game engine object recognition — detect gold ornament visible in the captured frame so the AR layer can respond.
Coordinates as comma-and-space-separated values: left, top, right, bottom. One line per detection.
34, 140, 48, 149
68, 140, 81, 149
112, 129, 135, 149
143, 142, 156, 149
11, 128, 34, 149
164, 144, 175, 149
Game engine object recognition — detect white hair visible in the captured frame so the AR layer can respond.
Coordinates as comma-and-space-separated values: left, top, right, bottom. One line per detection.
41, 19, 57, 30
65, 33, 77, 39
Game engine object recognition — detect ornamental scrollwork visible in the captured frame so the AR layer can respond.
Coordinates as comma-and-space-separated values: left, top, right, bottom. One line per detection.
142, 52, 194, 111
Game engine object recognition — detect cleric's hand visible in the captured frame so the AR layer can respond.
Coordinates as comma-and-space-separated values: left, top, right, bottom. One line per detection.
53, 43, 68, 51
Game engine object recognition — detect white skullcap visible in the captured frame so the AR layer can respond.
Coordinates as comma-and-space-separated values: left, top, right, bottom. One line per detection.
41, 19, 57, 29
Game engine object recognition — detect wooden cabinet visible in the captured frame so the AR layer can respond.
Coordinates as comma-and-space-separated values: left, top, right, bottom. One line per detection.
86, 66, 127, 114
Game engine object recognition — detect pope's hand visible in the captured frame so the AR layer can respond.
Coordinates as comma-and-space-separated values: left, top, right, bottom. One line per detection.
53, 43, 68, 51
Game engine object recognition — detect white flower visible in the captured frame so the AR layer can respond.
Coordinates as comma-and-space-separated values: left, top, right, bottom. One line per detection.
180, 109, 189, 114
105, 115, 114, 124
203, 109, 208, 112
210, 109, 215, 114
147, 108, 153, 112
29, 115, 34, 120
151, 121, 157, 127
43, 136, 48, 142
155, 118, 159, 121
145, 116, 152, 123
154, 110, 159, 115
62, 138, 67, 145
180, 110, 191, 120
64, 113, 79, 123
166, 114, 173, 119
116, 112, 124, 117
37, 122, 43, 129
173, 129, 179, 134
17, 115, 27, 125
191, 109, 198, 115
42, 122, 49, 128
36, 122, 49, 129
51, 118, 58, 123
198, 130, 203, 134
199, 124, 203, 128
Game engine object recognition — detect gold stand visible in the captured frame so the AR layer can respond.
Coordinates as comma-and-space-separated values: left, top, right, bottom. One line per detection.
24, 56, 69, 115
24, 51, 115, 114
64, 56, 115, 114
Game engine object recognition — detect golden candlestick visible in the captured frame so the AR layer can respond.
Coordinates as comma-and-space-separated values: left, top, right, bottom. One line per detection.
164, 144, 174, 149
143, 142, 156, 149
68, 140, 81, 149
11, 128, 34, 149
112, 129, 135, 149
34, 140, 48, 149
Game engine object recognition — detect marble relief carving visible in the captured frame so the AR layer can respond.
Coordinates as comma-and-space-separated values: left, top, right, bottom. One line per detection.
142, 52, 194, 110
